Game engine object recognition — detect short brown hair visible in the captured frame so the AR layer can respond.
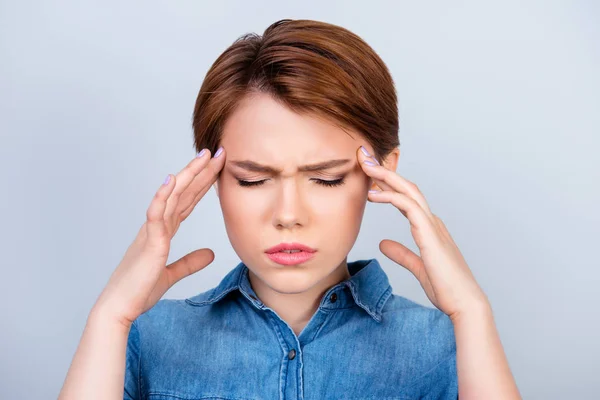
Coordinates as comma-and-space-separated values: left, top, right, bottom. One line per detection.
192, 19, 399, 163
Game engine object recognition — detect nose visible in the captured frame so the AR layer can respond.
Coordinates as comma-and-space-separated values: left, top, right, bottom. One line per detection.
272, 178, 307, 230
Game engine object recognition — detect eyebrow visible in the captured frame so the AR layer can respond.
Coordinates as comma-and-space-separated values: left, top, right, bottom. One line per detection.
229, 158, 352, 173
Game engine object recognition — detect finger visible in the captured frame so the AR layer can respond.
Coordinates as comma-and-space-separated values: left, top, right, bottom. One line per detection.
180, 178, 214, 220
379, 239, 436, 302
179, 147, 227, 219
166, 248, 215, 287
356, 146, 403, 213
163, 148, 213, 221
356, 147, 395, 192
357, 147, 434, 222
379, 239, 424, 281
367, 189, 441, 251
145, 174, 176, 248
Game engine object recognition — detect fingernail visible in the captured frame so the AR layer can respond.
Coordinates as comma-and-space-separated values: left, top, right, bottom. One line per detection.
196, 148, 207, 158
363, 160, 376, 167
368, 189, 380, 194
360, 146, 371, 157
371, 157, 380, 165
214, 146, 223, 158
163, 175, 171, 185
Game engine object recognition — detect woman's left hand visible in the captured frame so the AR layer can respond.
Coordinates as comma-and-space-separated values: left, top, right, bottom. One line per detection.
357, 146, 490, 322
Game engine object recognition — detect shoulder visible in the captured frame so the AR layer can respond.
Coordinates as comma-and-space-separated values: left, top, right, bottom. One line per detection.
131, 282, 242, 336
382, 292, 456, 355
380, 293, 457, 392
132, 297, 205, 338
384, 293, 455, 331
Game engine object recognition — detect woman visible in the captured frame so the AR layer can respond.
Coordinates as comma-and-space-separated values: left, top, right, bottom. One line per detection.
59, 19, 521, 399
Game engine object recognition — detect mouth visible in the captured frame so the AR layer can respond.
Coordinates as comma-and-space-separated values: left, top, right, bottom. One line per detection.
264, 242, 317, 266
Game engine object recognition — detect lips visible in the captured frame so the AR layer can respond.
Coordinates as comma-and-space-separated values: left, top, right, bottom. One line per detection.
265, 242, 317, 254
266, 250, 315, 266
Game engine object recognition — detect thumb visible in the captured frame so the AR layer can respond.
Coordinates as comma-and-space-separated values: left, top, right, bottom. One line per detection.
379, 239, 424, 281
166, 248, 215, 286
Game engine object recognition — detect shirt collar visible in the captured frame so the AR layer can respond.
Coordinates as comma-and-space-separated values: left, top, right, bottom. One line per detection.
185, 258, 393, 322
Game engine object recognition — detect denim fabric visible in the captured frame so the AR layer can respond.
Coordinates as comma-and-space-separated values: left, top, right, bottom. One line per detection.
124, 258, 458, 399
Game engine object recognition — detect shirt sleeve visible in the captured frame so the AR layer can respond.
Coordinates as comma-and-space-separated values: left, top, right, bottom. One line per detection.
123, 319, 142, 399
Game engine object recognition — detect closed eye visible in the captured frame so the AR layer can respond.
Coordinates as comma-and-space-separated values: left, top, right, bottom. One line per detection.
236, 178, 346, 188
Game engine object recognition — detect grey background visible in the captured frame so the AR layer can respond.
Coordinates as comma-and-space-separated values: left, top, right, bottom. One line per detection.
1, 1, 598, 398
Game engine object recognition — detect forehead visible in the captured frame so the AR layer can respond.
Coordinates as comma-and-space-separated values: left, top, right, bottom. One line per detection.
220, 92, 360, 157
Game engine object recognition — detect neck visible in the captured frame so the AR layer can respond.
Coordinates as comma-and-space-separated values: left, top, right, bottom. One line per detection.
248, 258, 351, 336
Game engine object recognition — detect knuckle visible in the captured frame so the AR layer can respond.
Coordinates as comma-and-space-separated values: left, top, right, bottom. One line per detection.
154, 188, 166, 201
182, 164, 194, 175
145, 238, 169, 255
145, 225, 169, 243
146, 206, 164, 222
146, 208, 156, 221
170, 190, 182, 201
406, 196, 418, 207
185, 162, 203, 177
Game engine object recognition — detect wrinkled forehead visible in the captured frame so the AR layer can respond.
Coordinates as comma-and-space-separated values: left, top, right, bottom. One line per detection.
220, 93, 362, 163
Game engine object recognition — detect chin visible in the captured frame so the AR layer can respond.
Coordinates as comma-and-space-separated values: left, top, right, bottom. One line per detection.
256, 262, 327, 293
264, 277, 323, 295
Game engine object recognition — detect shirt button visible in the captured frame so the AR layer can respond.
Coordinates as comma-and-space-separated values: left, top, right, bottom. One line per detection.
288, 349, 296, 360
330, 293, 338, 303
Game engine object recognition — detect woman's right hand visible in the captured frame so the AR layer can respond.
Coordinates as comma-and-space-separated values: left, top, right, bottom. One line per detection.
91, 147, 226, 329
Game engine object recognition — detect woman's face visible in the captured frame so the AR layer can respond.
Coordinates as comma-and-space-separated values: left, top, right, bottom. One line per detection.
215, 92, 377, 296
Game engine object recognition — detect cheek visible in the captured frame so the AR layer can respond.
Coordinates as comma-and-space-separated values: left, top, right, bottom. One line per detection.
219, 185, 257, 224
310, 180, 367, 220
218, 185, 263, 256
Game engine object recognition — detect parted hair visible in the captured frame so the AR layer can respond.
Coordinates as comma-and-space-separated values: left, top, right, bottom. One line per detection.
192, 18, 400, 163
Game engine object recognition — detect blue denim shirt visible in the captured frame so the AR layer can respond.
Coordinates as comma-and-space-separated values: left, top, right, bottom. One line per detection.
124, 258, 458, 399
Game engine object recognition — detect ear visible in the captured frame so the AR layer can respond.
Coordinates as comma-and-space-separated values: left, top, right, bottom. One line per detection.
371, 147, 400, 191
382, 147, 400, 171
